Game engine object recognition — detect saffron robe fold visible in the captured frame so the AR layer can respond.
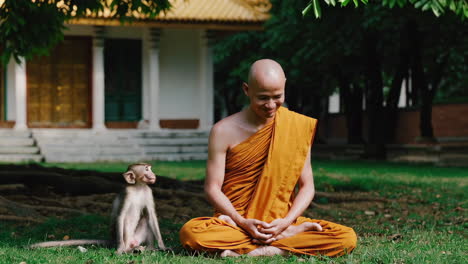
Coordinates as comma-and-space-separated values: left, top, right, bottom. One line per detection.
179, 107, 357, 256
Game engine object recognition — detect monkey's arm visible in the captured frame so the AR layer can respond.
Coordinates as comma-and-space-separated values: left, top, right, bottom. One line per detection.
147, 195, 166, 250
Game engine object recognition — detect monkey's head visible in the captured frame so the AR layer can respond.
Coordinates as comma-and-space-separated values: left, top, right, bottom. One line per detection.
123, 163, 156, 185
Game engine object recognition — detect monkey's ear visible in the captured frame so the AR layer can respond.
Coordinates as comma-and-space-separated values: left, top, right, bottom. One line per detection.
123, 171, 136, 184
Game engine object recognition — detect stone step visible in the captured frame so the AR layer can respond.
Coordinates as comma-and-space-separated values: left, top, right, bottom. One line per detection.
437, 136, 468, 143
41, 147, 143, 156
136, 131, 209, 138
0, 129, 31, 137
43, 152, 207, 162
344, 148, 365, 154
37, 142, 136, 149
0, 146, 40, 154
136, 138, 208, 146
35, 137, 208, 147
388, 155, 439, 163
29, 129, 209, 162
145, 153, 208, 161
387, 144, 442, 154
144, 145, 208, 154
32, 130, 209, 138
0, 154, 43, 163
43, 154, 145, 163
34, 135, 125, 142
438, 154, 468, 167
0, 138, 35, 146
440, 145, 468, 154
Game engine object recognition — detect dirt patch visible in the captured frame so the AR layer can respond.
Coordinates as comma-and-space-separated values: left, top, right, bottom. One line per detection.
0, 164, 212, 225
1, 164, 462, 235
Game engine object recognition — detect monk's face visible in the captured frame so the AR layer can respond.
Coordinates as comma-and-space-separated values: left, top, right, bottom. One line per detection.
243, 78, 285, 120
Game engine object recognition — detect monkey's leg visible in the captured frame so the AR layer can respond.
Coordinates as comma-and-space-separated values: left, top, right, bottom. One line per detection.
115, 214, 127, 254
117, 207, 141, 254
133, 215, 150, 249
124, 219, 140, 252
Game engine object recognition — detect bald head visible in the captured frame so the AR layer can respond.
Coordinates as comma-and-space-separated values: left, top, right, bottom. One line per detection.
242, 59, 286, 121
247, 59, 286, 89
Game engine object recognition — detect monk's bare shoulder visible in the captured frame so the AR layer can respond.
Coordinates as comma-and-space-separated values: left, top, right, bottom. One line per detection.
209, 112, 245, 151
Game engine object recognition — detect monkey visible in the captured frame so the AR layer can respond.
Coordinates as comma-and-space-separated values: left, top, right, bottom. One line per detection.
29, 163, 167, 254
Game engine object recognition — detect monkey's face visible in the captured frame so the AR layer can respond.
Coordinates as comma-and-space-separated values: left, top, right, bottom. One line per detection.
141, 165, 156, 184
123, 163, 157, 185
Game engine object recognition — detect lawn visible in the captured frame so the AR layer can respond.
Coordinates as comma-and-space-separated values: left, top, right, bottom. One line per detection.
0, 160, 466, 263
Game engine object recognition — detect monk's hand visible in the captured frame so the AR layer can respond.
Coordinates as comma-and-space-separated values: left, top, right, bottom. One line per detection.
238, 218, 273, 241
254, 218, 291, 244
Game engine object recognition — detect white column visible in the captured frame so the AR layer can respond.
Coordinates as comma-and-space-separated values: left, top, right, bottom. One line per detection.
13, 58, 27, 130
140, 30, 151, 128
199, 30, 214, 130
148, 28, 161, 130
92, 26, 106, 131
6, 60, 16, 121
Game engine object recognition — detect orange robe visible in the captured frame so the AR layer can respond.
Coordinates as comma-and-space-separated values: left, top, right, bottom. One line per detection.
180, 107, 357, 256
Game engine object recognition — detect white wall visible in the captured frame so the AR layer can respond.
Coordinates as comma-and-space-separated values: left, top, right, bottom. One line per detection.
6, 59, 16, 120
159, 28, 201, 119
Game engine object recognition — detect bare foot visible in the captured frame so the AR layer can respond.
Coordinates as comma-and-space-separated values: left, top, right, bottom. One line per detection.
247, 246, 286, 256
218, 215, 237, 226
220, 249, 240, 257
276, 222, 322, 240
132, 246, 146, 254
129, 239, 140, 248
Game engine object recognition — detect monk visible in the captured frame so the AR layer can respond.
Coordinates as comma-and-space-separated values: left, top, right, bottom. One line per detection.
180, 59, 357, 257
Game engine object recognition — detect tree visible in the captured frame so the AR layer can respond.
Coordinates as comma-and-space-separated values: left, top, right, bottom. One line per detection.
0, 0, 171, 65
214, 0, 467, 158
303, 0, 468, 153
213, 32, 265, 118
303, 0, 468, 19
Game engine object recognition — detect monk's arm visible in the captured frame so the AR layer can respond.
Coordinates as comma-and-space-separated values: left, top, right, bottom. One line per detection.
284, 146, 315, 223
260, 146, 315, 238
204, 124, 271, 240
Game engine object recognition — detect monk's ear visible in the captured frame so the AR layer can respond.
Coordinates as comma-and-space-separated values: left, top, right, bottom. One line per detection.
123, 171, 136, 184
242, 82, 249, 96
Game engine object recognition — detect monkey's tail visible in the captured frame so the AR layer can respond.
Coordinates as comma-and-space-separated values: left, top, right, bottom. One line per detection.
28, 239, 111, 249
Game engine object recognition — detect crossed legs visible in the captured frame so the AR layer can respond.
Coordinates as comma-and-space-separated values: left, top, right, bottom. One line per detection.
218, 215, 323, 257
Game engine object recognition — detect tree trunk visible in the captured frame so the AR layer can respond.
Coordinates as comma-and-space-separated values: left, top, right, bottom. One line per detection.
408, 20, 437, 142
384, 21, 411, 143
338, 72, 364, 144
364, 32, 386, 158
420, 54, 447, 141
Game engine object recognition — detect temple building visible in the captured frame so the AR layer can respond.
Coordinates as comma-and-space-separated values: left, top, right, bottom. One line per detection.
0, 0, 271, 162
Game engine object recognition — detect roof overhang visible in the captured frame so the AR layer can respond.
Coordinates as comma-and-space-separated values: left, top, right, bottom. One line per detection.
66, 18, 265, 31
66, 0, 271, 31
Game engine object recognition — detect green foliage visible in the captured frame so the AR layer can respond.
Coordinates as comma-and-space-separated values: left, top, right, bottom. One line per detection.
0, 0, 171, 65
214, 0, 466, 140
303, 0, 468, 18
213, 31, 265, 114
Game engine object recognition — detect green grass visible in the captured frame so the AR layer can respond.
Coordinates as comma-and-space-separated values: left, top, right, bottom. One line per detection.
1, 160, 467, 263
313, 159, 467, 193
41, 160, 206, 181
